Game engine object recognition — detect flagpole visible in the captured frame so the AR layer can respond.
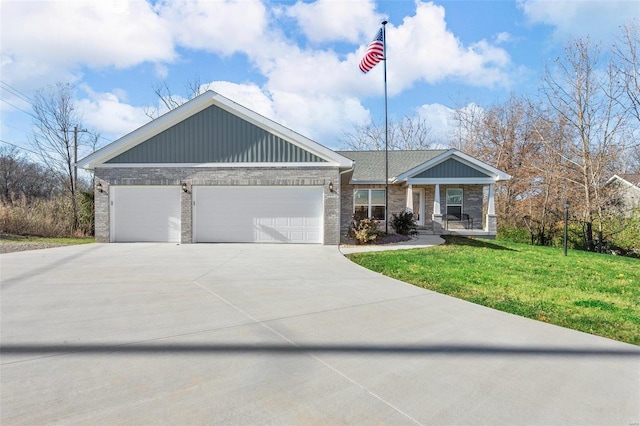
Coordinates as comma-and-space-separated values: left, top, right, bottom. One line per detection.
382, 20, 388, 234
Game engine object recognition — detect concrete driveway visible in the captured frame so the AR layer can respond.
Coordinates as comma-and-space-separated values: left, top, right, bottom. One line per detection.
1, 243, 638, 425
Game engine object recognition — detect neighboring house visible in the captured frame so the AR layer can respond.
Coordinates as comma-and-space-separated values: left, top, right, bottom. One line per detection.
79, 90, 510, 245
605, 174, 640, 216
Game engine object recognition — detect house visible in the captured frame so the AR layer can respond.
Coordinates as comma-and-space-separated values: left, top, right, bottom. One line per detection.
79, 90, 510, 245
605, 174, 640, 216
337, 150, 510, 236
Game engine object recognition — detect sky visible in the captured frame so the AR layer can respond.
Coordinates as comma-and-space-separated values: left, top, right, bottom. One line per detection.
1, 0, 638, 159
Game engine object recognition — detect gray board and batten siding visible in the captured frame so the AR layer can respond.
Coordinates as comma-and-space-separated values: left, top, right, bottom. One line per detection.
107, 104, 327, 164
414, 158, 491, 179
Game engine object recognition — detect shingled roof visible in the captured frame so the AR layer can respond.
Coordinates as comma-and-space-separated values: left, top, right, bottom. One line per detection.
337, 150, 447, 182
618, 174, 640, 186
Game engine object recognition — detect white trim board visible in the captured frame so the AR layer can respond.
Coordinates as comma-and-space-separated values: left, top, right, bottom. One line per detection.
96, 162, 339, 169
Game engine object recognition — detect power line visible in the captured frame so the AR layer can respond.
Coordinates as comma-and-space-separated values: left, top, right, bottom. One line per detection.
2, 122, 33, 136
0, 98, 36, 119
0, 82, 115, 145
0, 138, 40, 155
97, 134, 114, 143
0, 80, 35, 104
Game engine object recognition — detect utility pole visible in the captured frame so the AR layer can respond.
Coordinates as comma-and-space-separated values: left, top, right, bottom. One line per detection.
564, 200, 570, 256
70, 125, 87, 231
72, 125, 88, 193
74, 125, 78, 194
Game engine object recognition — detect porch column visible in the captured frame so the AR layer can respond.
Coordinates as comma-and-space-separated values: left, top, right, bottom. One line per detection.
485, 183, 497, 232
432, 183, 443, 232
406, 184, 413, 212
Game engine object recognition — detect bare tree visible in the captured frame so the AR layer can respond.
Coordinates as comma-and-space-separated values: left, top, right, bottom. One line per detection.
31, 83, 96, 232
452, 96, 561, 239
451, 102, 485, 152
145, 74, 208, 119
613, 20, 640, 124
0, 145, 57, 202
524, 106, 574, 245
341, 115, 436, 151
540, 38, 628, 251
341, 122, 386, 150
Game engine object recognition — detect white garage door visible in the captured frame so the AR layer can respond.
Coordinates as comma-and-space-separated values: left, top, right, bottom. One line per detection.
110, 186, 181, 243
193, 186, 323, 244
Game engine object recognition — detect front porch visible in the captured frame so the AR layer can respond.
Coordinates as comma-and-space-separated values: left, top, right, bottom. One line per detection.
400, 183, 498, 235
337, 149, 510, 238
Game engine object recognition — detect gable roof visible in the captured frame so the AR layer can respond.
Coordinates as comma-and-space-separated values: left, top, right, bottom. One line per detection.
337, 150, 447, 182
396, 149, 511, 183
79, 90, 353, 170
338, 149, 511, 184
606, 174, 640, 192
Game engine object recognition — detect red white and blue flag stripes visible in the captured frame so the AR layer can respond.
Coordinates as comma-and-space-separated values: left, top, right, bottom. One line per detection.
358, 27, 384, 73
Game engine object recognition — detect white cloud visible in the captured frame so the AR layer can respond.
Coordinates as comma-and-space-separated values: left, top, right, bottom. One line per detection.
206, 81, 276, 120
260, 45, 366, 97
255, 1, 513, 117
154, 63, 170, 80
519, 0, 637, 40
285, 0, 382, 43
416, 102, 491, 148
194, 1, 513, 147
1, 0, 514, 104
0, 0, 518, 153
416, 103, 456, 142
387, 2, 511, 93
76, 87, 151, 139
155, 0, 268, 56
494, 32, 512, 45
1, 0, 174, 85
269, 90, 370, 147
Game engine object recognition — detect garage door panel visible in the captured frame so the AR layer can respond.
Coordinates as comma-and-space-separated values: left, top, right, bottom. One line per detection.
194, 186, 323, 244
111, 186, 181, 243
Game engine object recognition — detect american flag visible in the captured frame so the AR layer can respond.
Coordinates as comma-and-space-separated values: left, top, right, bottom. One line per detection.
359, 28, 384, 73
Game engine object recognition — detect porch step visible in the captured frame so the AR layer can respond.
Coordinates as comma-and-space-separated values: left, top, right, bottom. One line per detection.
416, 226, 436, 235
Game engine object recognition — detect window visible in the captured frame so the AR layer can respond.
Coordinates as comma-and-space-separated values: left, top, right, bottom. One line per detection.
354, 189, 386, 220
446, 188, 463, 219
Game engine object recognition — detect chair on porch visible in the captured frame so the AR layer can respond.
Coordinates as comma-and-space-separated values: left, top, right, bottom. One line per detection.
444, 212, 473, 230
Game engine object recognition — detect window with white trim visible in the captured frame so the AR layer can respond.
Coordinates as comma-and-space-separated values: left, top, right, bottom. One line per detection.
354, 189, 386, 220
446, 188, 463, 219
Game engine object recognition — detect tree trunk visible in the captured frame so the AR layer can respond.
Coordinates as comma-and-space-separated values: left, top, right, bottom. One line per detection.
585, 221, 594, 251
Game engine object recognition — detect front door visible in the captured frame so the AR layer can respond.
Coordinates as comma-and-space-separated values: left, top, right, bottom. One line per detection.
412, 189, 424, 226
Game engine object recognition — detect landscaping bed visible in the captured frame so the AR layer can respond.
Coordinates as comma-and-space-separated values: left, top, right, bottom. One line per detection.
339, 233, 412, 247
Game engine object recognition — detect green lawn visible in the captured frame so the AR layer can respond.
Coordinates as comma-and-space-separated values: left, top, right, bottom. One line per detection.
347, 236, 640, 345
0, 234, 94, 245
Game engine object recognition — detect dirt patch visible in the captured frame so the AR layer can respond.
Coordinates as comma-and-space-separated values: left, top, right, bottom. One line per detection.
0, 241, 69, 254
0, 234, 69, 254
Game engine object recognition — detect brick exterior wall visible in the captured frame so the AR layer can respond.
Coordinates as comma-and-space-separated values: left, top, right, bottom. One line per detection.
436, 184, 484, 230
94, 166, 341, 245
339, 182, 487, 233
94, 180, 110, 243
339, 183, 406, 234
